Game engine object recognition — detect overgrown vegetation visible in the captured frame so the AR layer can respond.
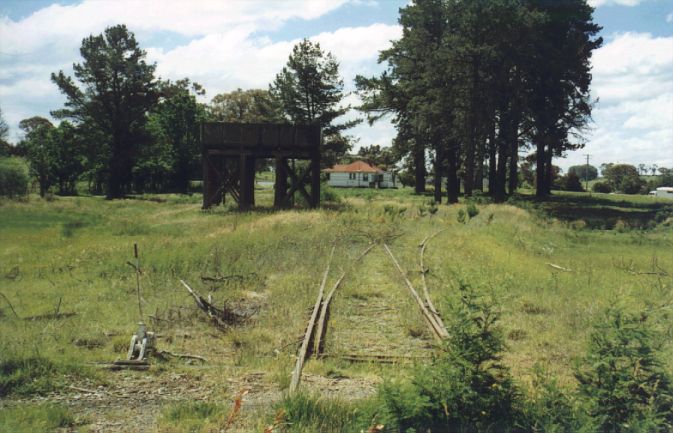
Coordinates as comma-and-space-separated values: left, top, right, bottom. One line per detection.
1, 188, 671, 430
0, 404, 76, 433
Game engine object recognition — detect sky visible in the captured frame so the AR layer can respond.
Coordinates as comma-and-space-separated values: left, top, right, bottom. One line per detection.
0, 0, 672, 172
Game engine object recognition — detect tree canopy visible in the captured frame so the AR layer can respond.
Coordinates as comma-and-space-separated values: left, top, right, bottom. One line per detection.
270, 38, 360, 167
51, 24, 158, 198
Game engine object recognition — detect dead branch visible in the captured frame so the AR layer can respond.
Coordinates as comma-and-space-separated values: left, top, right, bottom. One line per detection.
546, 263, 572, 272
0, 292, 19, 318
157, 350, 207, 362
383, 243, 448, 340
200, 273, 258, 283
180, 279, 250, 328
68, 385, 97, 394
289, 245, 335, 393
23, 311, 77, 321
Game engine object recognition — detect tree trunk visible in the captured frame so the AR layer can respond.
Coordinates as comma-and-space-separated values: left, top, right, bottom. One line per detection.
464, 57, 480, 197
446, 143, 459, 204
544, 142, 554, 195
494, 132, 508, 203
508, 136, 518, 196
433, 146, 442, 203
535, 141, 546, 198
474, 136, 484, 192
414, 139, 426, 194
488, 122, 496, 195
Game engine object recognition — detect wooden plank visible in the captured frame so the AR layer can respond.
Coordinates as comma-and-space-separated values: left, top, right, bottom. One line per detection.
383, 244, 448, 340
289, 245, 335, 393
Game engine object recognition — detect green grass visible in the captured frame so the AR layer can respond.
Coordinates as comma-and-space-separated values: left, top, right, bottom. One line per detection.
0, 404, 76, 433
1, 188, 672, 429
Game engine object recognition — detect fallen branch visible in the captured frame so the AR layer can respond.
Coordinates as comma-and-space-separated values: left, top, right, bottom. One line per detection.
201, 273, 257, 283
328, 353, 431, 364
68, 385, 97, 394
383, 243, 448, 340
0, 292, 19, 318
180, 279, 251, 328
289, 245, 335, 393
546, 263, 572, 272
157, 350, 207, 362
23, 311, 77, 321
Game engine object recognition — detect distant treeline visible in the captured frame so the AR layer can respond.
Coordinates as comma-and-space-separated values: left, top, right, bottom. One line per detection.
0, 26, 356, 198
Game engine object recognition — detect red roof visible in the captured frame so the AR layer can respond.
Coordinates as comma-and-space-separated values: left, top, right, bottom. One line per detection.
323, 160, 384, 174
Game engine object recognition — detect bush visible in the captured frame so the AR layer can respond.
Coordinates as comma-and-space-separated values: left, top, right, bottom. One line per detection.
0, 356, 61, 397
0, 158, 29, 198
559, 172, 584, 192
592, 181, 612, 193
0, 404, 76, 433
575, 307, 673, 432
379, 284, 517, 431
277, 392, 379, 433
466, 202, 480, 219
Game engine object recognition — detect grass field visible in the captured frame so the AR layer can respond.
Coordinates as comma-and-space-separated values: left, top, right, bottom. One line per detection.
1, 185, 672, 431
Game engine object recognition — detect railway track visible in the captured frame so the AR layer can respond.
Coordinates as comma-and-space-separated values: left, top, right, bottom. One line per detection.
290, 230, 449, 392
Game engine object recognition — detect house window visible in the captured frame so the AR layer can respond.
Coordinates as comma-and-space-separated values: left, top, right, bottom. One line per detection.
349, 173, 356, 180
363, 174, 369, 181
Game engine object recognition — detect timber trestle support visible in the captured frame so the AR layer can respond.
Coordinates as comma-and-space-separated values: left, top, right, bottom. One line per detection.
201, 122, 321, 210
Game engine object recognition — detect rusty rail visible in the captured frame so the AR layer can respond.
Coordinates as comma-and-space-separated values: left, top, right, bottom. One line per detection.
383, 243, 449, 340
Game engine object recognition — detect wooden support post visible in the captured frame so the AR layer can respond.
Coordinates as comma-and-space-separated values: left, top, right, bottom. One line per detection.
202, 150, 211, 209
274, 156, 288, 208
239, 154, 253, 210
245, 155, 256, 207
310, 153, 320, 208
203, 152, 222, 209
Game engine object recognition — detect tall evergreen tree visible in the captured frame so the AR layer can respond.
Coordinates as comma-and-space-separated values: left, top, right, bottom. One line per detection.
51, 24, 158, 198
270, 39, 360, 167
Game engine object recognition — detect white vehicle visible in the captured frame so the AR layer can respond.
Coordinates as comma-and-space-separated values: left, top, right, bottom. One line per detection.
649, 187, 673, 199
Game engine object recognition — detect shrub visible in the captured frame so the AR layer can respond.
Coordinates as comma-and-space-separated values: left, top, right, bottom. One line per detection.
0, 404, 76, 433
0, 356, 60, 397
0, 158, 29, 198
466, 202, 480, 219
320, 184, 341, 203
592, 181, 612, 193
379, 284, 517, 431
519, 365, 587, 432
278, 392, 379, 433
559, 172, 584, 192
457, 208, 467, 224
575, 307, 673, 432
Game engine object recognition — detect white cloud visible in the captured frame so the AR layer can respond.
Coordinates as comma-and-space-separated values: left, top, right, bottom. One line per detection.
561, 32, 673, 170
588, 0, 645, 7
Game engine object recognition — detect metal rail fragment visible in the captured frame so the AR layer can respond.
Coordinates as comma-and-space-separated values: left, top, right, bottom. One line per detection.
289, 245, 335, 393
383, 243, 449, 340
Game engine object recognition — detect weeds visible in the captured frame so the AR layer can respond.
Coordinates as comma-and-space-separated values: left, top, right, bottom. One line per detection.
0, 404, 76, 433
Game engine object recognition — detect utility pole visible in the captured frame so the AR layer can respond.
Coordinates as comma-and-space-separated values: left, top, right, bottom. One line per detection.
583, 154, 591, 192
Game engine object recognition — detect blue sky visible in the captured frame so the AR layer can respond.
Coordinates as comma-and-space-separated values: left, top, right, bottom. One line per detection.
1, 0, 672, 171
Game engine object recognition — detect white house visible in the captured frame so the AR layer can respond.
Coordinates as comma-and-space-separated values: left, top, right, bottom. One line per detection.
649, 186, 673, 199
323, 160, 397, 188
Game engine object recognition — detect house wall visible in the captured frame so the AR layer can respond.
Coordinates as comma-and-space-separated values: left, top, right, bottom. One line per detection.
327, 172, 371, 188
327, 172, 397, 188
